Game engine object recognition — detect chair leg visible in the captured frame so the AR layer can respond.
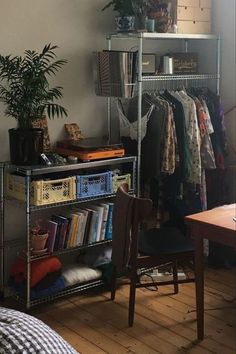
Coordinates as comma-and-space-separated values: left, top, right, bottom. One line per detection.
173, 261, 179, 294
111, 265, 117, 301
128, 272, 137, 327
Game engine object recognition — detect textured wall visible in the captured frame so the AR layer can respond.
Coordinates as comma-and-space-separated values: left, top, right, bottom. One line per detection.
0, 0, 114, 160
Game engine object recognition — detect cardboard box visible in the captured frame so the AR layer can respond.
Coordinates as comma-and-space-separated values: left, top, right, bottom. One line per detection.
177, 0, 212, 8
199, 0, 212, 8
195, 7, 211, 21
177, 6, 195, 21
177, 6, 211, 22
177, 20, 211, 34
177, 0, 199, 8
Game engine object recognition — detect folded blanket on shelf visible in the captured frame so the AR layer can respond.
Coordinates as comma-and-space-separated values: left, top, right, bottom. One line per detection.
9, 276, 65, 300
10, 256, 62, 287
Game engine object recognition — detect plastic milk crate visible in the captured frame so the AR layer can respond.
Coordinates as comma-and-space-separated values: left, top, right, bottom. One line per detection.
112, 173, 131, 193
6, 173, 76, 206
76, 171, 112, 198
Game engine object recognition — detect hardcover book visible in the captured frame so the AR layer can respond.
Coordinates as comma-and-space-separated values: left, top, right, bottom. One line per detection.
46, 220, 58, 253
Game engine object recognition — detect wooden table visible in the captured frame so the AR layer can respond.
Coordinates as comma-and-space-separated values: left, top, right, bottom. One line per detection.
185, 204, 236, 340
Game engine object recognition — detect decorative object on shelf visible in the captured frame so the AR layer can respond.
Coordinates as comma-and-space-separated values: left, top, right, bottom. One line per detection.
146, 18, 155, 32
30, 219, 48, 253
0, 44, 68, 165
102, 0, 135, 32
172, 52, 198, 74
31, 117, 51, 152
147, 0, 173, 32
64, 123, 85, 141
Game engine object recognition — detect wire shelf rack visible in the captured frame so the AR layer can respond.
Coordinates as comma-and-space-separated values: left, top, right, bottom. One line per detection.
13, 279, 105, 307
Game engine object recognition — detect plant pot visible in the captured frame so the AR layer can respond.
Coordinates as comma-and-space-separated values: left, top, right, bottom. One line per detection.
115, 16, 135, 33
135, 14, 147, 32
9, 128, 44, 165
31, 233, 48, 251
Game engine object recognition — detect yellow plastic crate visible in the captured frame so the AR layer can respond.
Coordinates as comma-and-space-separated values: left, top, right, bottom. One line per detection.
112, 173, 131, 193
6, 173, 76, 206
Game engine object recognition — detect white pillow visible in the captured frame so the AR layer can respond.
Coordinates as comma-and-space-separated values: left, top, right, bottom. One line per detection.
62, 264, 102, 287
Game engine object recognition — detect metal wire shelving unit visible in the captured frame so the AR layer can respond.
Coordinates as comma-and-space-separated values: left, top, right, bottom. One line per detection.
106, 32, 221, 196
0, 156, 136, 309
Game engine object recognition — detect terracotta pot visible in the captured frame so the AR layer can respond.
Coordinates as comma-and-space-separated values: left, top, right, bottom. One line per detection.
31, 233, 48, 251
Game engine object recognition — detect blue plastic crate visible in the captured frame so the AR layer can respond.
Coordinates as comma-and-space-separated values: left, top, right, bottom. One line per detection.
76, 171, 112, 198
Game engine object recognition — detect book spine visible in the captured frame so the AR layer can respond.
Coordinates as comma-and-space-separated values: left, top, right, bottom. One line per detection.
105, 203, 114, 240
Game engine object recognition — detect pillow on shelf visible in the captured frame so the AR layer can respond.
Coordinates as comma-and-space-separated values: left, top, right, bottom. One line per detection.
62, 263, 102, 287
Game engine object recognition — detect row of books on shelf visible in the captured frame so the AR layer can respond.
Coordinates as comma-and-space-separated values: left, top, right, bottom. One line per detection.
45, 202, 114, 253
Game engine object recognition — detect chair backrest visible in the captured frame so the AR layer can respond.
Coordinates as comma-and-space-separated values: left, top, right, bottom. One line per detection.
112, 184, 152, 272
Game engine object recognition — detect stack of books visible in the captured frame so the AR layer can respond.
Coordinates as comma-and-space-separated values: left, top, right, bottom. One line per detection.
46, 202, 114, 253
94, 50, 137, 98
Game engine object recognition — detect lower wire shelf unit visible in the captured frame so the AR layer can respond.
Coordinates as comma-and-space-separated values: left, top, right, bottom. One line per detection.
0, 156, 137, 309
14, 279, 106, 308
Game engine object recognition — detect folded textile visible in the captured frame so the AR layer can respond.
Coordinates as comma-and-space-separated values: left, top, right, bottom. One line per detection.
62, 264, 102, 287
10, 256, 62, 287
33, 269, 62, 291
9, 276, 65, 300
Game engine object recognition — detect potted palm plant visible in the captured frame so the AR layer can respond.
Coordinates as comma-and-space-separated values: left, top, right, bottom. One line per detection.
0, 44, 67, 165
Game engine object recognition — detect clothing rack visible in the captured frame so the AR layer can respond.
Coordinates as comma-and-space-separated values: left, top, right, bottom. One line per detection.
107, 33, 221, 196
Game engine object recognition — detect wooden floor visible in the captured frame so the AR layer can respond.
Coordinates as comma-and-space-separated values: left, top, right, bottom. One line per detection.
33, 266, 236, 354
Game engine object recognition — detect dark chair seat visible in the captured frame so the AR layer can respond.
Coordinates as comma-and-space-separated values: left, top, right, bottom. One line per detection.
139, 227, 194, 256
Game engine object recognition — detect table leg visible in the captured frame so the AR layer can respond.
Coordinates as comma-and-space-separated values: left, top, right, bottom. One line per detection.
194, 236, 204, 340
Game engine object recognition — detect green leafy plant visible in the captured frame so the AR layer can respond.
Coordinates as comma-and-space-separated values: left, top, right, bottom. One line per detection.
0, 44, 68, 129
102, 0, 155, 18
102, 0, 134, 17
132, 0, 153, 18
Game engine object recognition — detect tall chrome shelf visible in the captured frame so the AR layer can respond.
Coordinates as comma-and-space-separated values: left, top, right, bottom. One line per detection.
0, 155, 136, 309
106, 32, 221, 196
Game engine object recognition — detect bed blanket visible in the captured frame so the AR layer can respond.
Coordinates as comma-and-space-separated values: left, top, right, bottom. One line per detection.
0, 307, 78, 354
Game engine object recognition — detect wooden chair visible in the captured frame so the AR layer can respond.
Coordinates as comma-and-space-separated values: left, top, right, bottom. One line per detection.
111, 184, 195, 327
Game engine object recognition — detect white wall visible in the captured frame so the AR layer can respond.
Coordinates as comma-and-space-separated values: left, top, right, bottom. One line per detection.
0, 0, 114, 161
0, 0, 234, 164
212, 0, 236, 164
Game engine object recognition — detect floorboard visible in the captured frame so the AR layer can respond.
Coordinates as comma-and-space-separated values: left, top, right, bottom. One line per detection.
31, 266, 236, 354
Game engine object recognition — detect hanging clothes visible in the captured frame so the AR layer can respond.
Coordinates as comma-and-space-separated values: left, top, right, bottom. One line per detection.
117, 99, 154, 141
160, 99, 178, 175
163, 90, 192, 182
193, 88, 228, 168
186, 94, 216, 171
117, 87, 227, 220
170, 90, 202, 185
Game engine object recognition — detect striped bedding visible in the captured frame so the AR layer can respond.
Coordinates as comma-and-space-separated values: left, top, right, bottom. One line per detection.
0, 307, 78, 354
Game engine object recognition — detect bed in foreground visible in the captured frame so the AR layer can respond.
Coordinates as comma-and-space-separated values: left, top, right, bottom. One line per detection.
0, 307, 78, 354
